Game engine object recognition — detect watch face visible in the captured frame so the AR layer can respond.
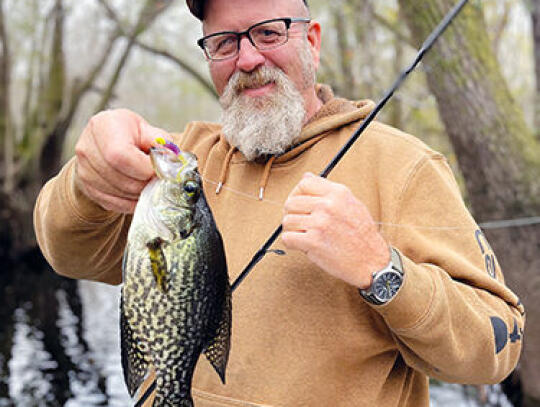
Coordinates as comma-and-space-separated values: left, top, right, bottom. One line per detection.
373, 271, 403, 303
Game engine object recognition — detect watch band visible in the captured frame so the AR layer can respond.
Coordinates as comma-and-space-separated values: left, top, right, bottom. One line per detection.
359, 247, 404, 305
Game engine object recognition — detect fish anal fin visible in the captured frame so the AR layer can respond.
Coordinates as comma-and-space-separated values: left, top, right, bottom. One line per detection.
120, 295, 151, 397
204, 286, 232, 384
146, 237, 168, 293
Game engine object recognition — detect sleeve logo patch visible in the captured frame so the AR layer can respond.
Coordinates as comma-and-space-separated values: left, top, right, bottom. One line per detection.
475, 230, 498, 279
490, 317, 522, 354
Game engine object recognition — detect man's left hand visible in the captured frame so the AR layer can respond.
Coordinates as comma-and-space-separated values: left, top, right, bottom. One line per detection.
281, 172, 390, 289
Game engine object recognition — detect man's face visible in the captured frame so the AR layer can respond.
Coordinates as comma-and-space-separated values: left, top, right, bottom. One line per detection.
202, 0, 321, 114
200, 0, 322, 160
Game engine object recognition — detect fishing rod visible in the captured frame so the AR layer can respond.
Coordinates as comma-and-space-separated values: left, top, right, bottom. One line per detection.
231, 0, 470, 292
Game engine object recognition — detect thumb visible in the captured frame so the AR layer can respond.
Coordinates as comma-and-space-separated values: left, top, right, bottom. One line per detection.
138, 120, 170, 153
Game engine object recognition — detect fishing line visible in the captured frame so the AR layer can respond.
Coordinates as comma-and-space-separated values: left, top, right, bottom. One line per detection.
202, 170, 540, 232
200, 174, 284, 207
201, 173, 540, 231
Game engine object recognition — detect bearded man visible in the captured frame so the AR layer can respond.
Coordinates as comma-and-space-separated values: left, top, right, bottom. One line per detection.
34, 0, 524, 405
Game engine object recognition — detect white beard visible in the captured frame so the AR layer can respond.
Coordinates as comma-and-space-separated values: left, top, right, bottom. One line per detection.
219, 42, 316, 161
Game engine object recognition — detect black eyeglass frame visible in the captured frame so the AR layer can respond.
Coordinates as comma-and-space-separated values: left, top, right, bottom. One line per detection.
197, 17, 311, 61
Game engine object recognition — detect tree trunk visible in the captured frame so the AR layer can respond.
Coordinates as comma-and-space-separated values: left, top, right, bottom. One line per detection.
38, 0, 66, 183
332, 5, 356, 100
389, 32, 404, 129
532, 0, 540, 136
0, 0, 14, 193
398, 0, 540, 405
352, 0, 376, 98
0, 0, 8, 142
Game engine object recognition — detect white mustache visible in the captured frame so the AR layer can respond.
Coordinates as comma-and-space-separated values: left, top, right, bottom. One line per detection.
228, 66, 281, 94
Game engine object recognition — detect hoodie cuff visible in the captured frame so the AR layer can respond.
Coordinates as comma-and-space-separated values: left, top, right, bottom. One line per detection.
64, 157, 118, 224
366, 250, 436, 333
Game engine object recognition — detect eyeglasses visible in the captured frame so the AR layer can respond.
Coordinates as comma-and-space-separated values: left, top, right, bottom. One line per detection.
197, 17, 311, 61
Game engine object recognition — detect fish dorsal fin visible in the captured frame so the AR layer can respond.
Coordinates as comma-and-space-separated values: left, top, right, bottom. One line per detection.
204, 285, 232, 384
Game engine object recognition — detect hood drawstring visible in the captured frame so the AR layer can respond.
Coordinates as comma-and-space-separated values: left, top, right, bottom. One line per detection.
258, 132, 327, 200
216, 145, 237, 194
215, 133, 331, 200
259, 155, 276, 200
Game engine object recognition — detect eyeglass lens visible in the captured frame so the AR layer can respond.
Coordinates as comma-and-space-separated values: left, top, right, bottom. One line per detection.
205, 20, 289, 60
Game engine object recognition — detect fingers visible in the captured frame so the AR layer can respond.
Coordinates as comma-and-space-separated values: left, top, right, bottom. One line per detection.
281, 230, 312, 253
76, 154, 142, 201
283, 195, 320, 215
282, 213, 310, 233
74, 109, 170, 213
139, 121, 166, 152
82, 182, 138, 214
88, 112, 155, 182
289, 172, 343, 198
113, 121, 167, 181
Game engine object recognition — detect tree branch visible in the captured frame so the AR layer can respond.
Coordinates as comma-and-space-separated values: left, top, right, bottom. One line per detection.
372, 10, 415, 48
94, 0, 174, 112
134, 40, 218, 99
97, 0, 216, 100
62, 27, 121, 124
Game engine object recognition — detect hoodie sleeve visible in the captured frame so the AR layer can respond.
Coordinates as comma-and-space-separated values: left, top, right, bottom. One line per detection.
33, 158, 131, 285
372, 154, 525, 384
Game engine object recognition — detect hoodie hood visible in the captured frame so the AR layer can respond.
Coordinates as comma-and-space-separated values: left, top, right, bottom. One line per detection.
216, 84, 375, 200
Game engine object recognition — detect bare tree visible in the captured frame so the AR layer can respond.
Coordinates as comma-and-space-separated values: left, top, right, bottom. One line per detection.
399, 0, 540, 405
530, 0, 540, 136
0, 0, 12, 193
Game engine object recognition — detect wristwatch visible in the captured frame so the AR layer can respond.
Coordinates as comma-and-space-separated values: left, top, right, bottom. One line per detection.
359, 247, 404, 305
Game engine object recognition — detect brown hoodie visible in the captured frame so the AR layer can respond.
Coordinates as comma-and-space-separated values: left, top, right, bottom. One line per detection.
34, 85, 524, 406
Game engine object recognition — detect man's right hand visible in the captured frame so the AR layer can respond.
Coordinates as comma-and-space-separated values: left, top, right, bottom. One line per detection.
75, 109, 167, 214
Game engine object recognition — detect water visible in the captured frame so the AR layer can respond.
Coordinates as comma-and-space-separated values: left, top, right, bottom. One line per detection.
3, 281, 511, 406
7, 283, 130, 406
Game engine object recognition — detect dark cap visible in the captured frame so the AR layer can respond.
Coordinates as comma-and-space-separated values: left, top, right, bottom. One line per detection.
186, 0, 308, 21
186, 0, 205, 20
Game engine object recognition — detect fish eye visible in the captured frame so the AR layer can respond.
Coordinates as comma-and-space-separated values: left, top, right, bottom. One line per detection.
183, 181, 198, 196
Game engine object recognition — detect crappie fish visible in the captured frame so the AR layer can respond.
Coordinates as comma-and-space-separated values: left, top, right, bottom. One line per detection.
120, 143, 231, 406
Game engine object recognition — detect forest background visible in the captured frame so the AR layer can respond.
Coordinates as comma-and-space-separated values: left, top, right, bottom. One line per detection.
1, 0, 539, 406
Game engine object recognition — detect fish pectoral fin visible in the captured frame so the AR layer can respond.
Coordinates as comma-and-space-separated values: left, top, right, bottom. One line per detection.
120, 295, 151, 397
146, 237, 168, 293
204, 286, 232, 384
